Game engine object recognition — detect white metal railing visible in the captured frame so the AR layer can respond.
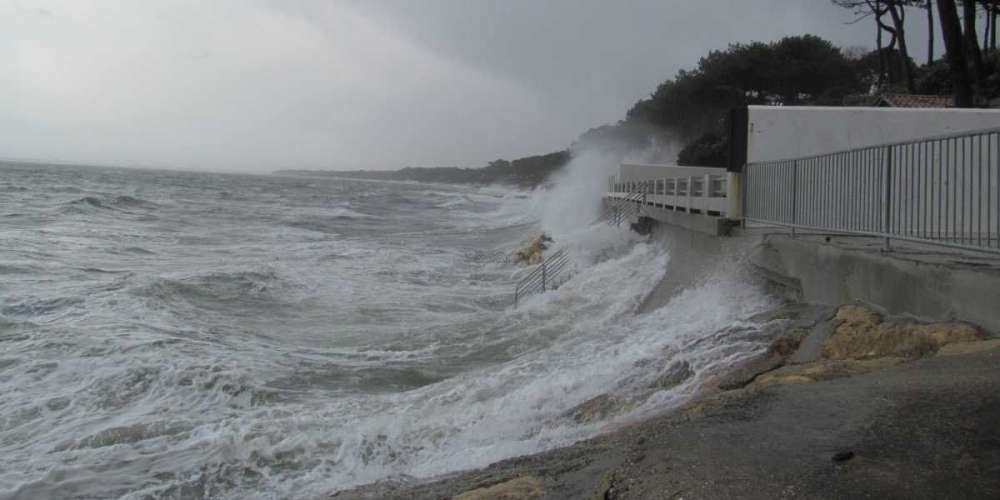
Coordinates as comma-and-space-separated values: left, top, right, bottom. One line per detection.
597, 191, 644, 226
606, 166, 729, 216
745, 127, 1000, 254
513, 248, 571, 307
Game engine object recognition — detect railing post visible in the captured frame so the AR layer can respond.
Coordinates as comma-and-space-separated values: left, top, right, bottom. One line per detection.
541, 262, 547, 291
791, 160, 798, 238
687, 176, 694, 212
740, 167, 748, 227
883, 145, 893, 251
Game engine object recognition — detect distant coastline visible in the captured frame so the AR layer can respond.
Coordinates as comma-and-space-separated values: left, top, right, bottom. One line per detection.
278, 150, 570, 189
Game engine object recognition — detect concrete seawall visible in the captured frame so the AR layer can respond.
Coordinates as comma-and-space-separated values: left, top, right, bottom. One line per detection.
749, 233, 1000, 335
633, 218, 999, 335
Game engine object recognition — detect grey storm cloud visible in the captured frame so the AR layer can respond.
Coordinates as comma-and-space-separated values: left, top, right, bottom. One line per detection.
0, 1, 934, 172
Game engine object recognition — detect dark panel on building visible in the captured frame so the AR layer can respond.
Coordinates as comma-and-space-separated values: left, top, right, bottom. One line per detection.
727, 106, 749, 173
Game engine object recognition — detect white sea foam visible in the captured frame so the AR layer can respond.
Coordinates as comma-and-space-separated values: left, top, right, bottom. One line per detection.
0, 164, 779, 500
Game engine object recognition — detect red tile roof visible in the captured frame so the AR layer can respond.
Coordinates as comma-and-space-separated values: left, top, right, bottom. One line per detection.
878, 93, 953, 108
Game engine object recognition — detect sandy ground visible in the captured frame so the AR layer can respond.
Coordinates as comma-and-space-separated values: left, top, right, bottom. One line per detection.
331, 345, 1000, 499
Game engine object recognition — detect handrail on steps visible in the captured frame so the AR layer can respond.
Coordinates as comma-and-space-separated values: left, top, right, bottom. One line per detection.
513, 247, 571, 307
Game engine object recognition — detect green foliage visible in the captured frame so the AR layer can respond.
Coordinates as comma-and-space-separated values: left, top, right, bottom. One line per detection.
626, 35, 863, 144
981, 49, 1000, 98
916, 59, 954, 94
677, 132, 728, 167
853, 48, 919, 92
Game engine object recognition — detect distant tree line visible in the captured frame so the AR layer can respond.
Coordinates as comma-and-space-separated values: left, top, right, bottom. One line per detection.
280, 151, 570, 189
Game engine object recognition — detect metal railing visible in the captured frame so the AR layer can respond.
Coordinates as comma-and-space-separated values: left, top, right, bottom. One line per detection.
513, 248, 571, 307
597, 191, 644, 226
745, 127, 1000, 254
607, 167, 729, 216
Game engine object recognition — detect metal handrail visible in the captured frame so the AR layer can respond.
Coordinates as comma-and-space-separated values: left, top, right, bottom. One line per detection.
596, 191, 644, 226
606, 168, 729, 217
745, 127, 1000, 254
513, 248, 571, 307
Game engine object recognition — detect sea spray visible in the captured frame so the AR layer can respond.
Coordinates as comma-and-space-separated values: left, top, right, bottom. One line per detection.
0, 164, 780, 500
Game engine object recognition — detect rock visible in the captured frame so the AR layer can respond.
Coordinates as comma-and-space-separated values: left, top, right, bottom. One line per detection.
832, 451, 855, 462
716, 352, 784, 390
835, 304, 881, 331
936, 339, 1000, 356
753, 373, 815, 386
752, 357, 907, 388
768, 335, 801, 356
514, 234, 553, 266
590, 471, 619, 500
455, 476, 544, 500
788, 321, 835, 365
910, 322, 983, 346
651, 360, 693, 390
822, 304, 985, 360
566, 394, 631, 424
715, 335, 805, 391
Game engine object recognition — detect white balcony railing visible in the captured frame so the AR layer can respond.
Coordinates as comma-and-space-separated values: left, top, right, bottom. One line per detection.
606, 164, 729, 216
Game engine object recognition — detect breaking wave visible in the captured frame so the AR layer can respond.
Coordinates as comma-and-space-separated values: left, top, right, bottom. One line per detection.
0, 165, 779, 500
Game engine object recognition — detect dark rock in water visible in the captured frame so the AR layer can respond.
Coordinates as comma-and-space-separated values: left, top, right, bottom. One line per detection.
716, 352, 784, 391
566, 394, 630, 424
768, 335, 801, 357
832, 450, 855, 462
716, 335, 808, 391
651, 360, 693, 390
630, 216, 654, 235
514, 234, 552, 265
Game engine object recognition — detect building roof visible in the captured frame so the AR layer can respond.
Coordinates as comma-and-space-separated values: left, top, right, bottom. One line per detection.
877, 93, 953, 108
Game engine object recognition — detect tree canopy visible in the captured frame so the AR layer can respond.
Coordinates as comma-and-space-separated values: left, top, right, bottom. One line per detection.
626, 35, 863, 145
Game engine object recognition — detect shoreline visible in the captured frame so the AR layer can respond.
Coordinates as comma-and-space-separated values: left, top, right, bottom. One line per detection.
332, 305, 1000, 499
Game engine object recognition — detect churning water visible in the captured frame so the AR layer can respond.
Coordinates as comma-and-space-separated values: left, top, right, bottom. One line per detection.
0, 162, 778, 499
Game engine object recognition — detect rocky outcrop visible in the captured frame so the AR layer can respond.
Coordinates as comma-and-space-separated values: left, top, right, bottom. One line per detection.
454, 476, 545, 500
822, 305, 984, 360
712, 304, 993, 392
936, 339, 1000, 356
715, 335, 802, 390
752, 357, 908, 388
650, 360, 693, 390
566, 394, 632, 424
743, 304, 993, 389
515, 234, 553, 265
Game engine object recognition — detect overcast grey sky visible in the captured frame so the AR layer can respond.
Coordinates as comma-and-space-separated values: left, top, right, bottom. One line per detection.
0, 1, 936, 172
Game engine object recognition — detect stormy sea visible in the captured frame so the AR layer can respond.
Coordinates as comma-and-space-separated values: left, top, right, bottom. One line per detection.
0, 162, 778, 499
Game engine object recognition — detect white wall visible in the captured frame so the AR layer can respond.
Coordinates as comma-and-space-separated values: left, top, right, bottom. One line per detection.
747, 105, 1000, 163
744, 106, 1000, 243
